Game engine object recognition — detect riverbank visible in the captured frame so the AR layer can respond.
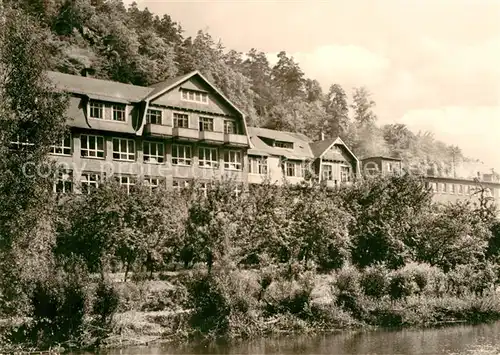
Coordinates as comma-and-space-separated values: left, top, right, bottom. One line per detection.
99, 266, 500, 350
2, 265, 500, 353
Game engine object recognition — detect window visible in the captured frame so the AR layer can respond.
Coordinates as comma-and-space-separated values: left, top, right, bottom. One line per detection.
464, 185, 470, 195
112, 104, 126, 122
89, 100, 103, 119
172, 145, 192, 165
449, 184, 455, 194
50, 134, 72, 156
117, 176, 135, 194
199, 117, 214, 132
146, 109, 163, 125
181, 89, 208, 104
274, 141, 294, 149
340, 166, 350, 182
234, 185, 242, 198
485, 188, 493, 197
54, 170, 73, 194
173, 113, 189, 128
458, 184, 464, 195
112, 138, 135, 161
173, 179, 190, 192
387, 163, 392, 172
224, 150, 242, 170
199, 147, 218, 168
143, 141, 165, 164
81, 134, 105, 158
249, 156, 268, 175
282, 161, 301, 177
439, 183, 445, 193
432, 183, 438, 192
81, 173, 100, 194
199, 182, 208, 197
10, 136, 33, 150
224, 120, 238, 134
364, 162, 378, 176
322, 164, 333, 181
144, 177, 162, 191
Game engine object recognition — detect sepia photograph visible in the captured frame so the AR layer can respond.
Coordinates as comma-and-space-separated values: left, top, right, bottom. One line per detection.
0, 0, 499, 354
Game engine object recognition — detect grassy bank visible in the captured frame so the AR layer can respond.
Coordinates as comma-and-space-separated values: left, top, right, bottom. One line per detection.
79, 266, 500, 348
2, 264, 500, 352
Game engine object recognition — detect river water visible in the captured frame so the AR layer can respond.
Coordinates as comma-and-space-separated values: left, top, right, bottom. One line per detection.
90, 321, 500, 354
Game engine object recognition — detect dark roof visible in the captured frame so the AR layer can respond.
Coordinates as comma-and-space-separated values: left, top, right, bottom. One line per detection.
247, 126, 313, 160
47, 71, 153, 103
362, 156, 402, 162
309, 139, 336, 157
143, 71, 197, 101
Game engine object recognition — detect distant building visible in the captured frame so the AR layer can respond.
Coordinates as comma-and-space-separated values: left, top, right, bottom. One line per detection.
361, 156, 500, 205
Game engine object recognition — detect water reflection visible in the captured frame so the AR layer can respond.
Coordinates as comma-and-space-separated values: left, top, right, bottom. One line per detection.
88, 321, 500, 355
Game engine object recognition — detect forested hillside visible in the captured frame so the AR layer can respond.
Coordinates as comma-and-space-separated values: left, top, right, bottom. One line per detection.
7, 0, 481, 177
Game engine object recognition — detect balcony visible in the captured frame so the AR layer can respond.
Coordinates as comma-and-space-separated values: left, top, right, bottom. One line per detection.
143, 123, 172, 137
224, 133, 248, 147
172, 127, 199, 142
199, 131, 224, 145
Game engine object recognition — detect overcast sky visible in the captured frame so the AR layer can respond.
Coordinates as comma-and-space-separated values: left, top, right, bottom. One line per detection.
125, 0, 500, 169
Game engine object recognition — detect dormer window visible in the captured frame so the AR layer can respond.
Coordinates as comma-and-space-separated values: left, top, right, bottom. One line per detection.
89, 100, 103, 119
181, 89, 208, 104
274, 140, 294, 149
112, 104, 126, 122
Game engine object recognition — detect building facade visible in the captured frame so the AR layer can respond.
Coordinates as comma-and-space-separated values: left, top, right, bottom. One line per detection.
47, 71, 359, 193
361, 156, 500, 205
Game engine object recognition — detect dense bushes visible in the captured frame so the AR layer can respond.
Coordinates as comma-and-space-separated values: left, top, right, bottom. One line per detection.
3, 173, 500, 349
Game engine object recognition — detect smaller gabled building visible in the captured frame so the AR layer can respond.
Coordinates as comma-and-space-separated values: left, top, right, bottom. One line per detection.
247, 128, 359, 186
310, 137, 361, 187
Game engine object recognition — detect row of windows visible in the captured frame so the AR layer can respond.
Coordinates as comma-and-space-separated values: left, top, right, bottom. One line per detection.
50, 134, 244, 170
54, 171, 169, 195
321, 164, 351, 182
89, 88, 209, 123
428, 182, 495, 197
54, 171, 242, 197
89, 102, 126, 122
146, 110, 240, 134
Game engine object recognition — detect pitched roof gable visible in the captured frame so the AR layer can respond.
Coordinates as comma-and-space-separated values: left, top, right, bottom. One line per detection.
143, 70, 245, 117
309, 137, 359, 163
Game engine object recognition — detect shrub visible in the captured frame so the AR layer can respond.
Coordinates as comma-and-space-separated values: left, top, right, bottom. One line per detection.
360, 264, 389, 298
27, 271, 88, 348
388, 268, 417, 301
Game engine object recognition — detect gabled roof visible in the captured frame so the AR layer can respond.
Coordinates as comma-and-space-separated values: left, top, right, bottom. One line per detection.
144, 71, 197, 101
143, 70, 245, 118
247, 126, 313, 160
310, 139, 336, 158
309, 137, 359, 163
47, 71, 153, 103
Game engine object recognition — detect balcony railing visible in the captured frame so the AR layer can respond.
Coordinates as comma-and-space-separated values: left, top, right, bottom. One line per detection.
143, 123, 172, 137
224, 133, 248, 147
199, 131, 224, 144
172, 127, 199, 141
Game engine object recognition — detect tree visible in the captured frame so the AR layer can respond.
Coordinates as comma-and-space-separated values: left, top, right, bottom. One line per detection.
323, 83, 349, 138
0, 6, 68, 315
271, 51, 305, 100
343, 174, 433, 269
351, 86, 377, 126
